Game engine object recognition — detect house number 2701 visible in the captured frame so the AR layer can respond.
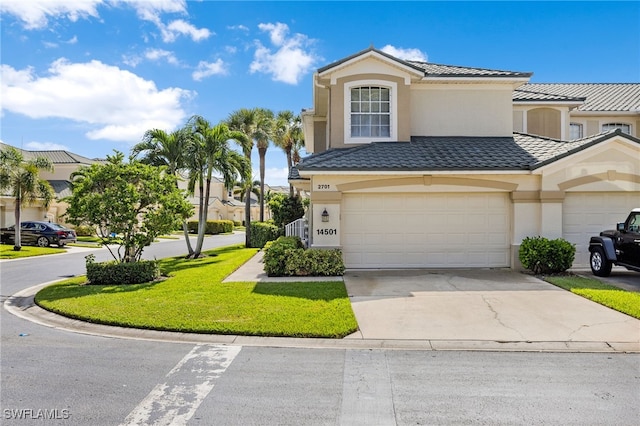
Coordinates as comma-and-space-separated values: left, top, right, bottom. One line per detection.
316, 228, 337, 236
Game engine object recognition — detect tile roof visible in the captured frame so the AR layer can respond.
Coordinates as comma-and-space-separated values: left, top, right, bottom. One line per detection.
295, 129, 637, 173
407, 61, 532, 78
48, 180, 73, 198
318, 46, 532, 79
515, 83, 640, 112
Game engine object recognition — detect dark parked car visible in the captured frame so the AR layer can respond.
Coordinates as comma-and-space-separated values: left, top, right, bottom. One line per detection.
589, 208, 640, 276
0, 221, 77, 248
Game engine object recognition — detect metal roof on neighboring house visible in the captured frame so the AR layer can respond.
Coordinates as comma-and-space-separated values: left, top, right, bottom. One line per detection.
0, 142, 102, 165
294, 129, 637, 174
515, 83, 640, 112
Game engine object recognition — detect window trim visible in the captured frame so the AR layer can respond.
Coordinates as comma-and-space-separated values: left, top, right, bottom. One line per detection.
344, 80, 398, 144
569, 122, 583, 140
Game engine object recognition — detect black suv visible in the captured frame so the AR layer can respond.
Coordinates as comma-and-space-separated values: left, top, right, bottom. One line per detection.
588, 209, 640, 276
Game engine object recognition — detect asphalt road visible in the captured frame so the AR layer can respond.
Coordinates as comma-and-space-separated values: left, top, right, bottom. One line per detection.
2, 234, 639, 425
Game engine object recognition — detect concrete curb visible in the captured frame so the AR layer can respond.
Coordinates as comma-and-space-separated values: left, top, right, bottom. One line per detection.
5, 282, 639, 353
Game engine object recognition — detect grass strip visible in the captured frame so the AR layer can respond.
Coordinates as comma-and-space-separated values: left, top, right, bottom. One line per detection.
545, 275, 640, 319
35, 244, 358, 338
0, 244, 63, 259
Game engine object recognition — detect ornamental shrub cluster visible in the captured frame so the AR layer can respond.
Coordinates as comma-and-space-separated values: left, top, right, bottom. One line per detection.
263, 236, 345, 277
187, 220, 234, 235
249, 221, 282, 248
519, 236, 576, 274
85, 255, 160, 285
71, 225, 96, 237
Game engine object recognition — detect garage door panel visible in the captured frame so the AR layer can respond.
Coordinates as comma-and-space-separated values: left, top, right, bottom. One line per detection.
342, 193, 510, 268
563, 192, 640, 267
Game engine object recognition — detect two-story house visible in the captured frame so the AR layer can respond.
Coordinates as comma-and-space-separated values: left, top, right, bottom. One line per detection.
293, 47, 640, 269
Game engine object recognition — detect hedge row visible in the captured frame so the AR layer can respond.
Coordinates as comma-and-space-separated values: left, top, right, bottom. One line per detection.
86, 259, 160, 285
186, 220, 234, 235
249, 222, 282, 248
263, 236, 345, 277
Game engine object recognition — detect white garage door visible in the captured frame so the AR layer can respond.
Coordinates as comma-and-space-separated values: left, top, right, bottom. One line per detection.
563, 192, 640, 267
342, 193, 511, 268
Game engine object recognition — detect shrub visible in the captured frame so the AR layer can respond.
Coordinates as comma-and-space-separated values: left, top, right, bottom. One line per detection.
72, 225, 96, 237
233, 221, 242, 227
263, 236, 304, 276
284, 249, 346, 276
85, 254, 159, 285
263, 237, 344, 277
249, 222, 282, 248
268, 194, 305, 228
187, 220, 234, 235
519, 236, 576, 274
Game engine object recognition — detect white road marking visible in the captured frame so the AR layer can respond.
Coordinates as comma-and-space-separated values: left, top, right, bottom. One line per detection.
340, 350, 396, 425
120, 344, 241, 426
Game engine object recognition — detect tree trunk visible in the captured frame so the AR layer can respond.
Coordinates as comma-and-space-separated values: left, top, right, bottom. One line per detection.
258, 147, 266, 222
194, 177, 211, 257
181, 221, 193, 256
13, 197, 21, 251
286, 150, 293, 197
245, 187, 251, 247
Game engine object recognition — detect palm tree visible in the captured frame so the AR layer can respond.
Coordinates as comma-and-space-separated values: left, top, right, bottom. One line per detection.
131, 127, 195, 256
226, 108, 257, 247
253, 108, 274, 222
0, 146, 54, 251
233, 178, 261, 203
187, 115, 250, 258
273, 110, 304, 196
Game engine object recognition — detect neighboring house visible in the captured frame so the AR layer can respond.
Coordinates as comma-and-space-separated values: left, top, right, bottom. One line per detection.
0, 143, 102, 228
294, 47, 640, 269
0, 143, 269, 228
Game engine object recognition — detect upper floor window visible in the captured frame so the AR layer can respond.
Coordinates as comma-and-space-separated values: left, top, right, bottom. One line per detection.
569, 123, 583, 140
344, 80, 397, 144
350, 87, 390, 138
602, 123, 631, 134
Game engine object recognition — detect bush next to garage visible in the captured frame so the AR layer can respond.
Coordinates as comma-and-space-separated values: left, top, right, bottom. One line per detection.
187, 220, 234, 235
249, 221, 282, 248
519, 236, 576, 274
263, 236, 345, 277
85, 254, 160, 285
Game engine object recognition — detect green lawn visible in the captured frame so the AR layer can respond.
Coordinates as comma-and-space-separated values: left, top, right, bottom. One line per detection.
0, 244, 64, 259
545, 275, 640, 319
35, 244, 358, 338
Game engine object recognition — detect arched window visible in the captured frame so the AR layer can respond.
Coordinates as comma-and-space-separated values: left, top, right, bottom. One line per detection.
344, 80, 397, 144
602, 123, 631, 134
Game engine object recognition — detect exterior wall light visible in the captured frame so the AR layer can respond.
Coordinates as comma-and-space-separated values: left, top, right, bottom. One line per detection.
321, 208, 329, 222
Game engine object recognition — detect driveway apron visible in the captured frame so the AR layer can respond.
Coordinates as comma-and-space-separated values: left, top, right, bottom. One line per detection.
343, 269, 640, 343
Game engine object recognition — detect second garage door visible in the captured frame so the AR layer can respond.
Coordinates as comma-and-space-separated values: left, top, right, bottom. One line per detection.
341, 193, 511, 268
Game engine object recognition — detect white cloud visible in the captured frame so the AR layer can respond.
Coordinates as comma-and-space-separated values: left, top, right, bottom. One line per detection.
24, 141, 69, 151
250, 22, 319, 85
192, 60, 227, 81
255, 167, 290, 188
0, 0, 102, 29
380, 45, 428, 62
1, 0, 210, 44
160, 19, 211, 42
0, 59, 194, 142
145, 48, 180, 65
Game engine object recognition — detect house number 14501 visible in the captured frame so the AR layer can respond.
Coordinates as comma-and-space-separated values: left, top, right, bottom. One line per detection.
316, 228, 337, 236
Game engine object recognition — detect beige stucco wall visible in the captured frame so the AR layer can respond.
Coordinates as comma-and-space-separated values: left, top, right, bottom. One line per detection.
567, 115, 639, 138
410, 84, 514, 136
326, 73, 411, 148
527, 108, 561, 139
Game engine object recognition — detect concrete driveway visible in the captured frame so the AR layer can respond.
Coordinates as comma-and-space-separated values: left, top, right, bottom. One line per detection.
343, 269, 640, 347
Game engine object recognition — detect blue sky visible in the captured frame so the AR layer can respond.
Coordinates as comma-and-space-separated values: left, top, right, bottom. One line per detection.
1, 1, 638, 186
